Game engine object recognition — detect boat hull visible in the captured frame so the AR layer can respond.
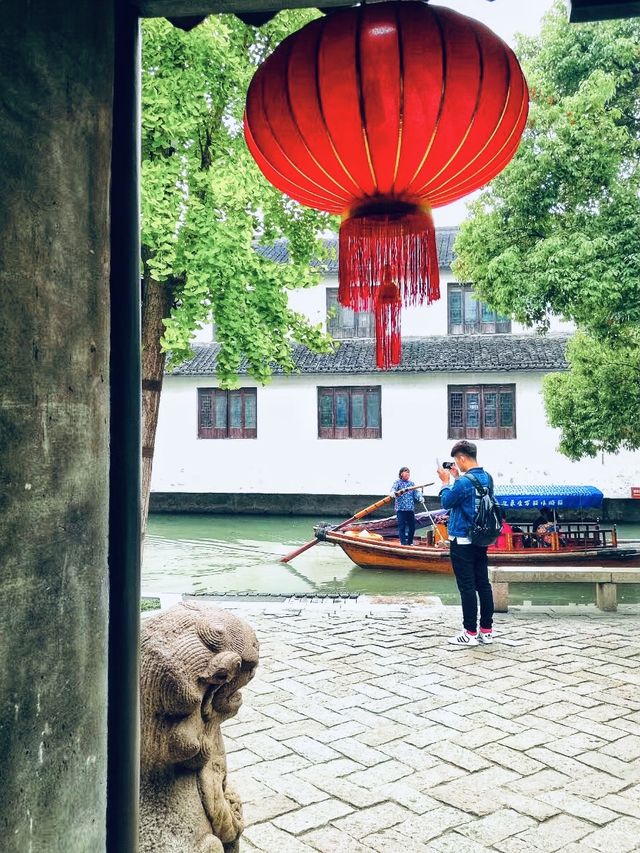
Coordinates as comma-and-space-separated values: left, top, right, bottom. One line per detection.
326, 532, 640, 573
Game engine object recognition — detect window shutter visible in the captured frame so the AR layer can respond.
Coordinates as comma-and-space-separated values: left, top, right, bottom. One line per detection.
464, 388, 482, 439
350, 390, 365, 438
197, 388, 216, 439
448, 289, 463, 335
243, 389, 257, 439
198, 387, 257, 439
365, 387, 381, 438
448, 389, 465, 439
318, 388, 335, 438
212, 389, 229, 439
334, 390, 350, 439
448, 284, 512, 336
499, 387, 516, 438
482, 389, 499, 439
449, 384, 515, 439
318, 386, 381, 439
326, 287, 373, 340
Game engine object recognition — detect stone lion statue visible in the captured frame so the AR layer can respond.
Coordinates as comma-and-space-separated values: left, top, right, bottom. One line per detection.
139, 601, 259, 853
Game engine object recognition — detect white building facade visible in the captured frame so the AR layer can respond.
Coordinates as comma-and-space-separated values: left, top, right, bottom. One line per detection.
151, 229, 639, 509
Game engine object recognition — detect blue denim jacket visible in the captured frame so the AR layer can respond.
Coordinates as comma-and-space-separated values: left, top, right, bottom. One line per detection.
439, 467, 492, 538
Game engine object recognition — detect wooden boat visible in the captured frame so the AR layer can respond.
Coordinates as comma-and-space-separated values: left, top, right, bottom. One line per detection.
314, 486, 640, 573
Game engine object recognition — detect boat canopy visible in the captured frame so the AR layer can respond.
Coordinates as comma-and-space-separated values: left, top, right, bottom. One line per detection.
494, 485, 604, 510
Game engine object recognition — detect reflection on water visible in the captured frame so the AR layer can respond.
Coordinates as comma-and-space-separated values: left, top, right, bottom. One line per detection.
143, 514, 640, 606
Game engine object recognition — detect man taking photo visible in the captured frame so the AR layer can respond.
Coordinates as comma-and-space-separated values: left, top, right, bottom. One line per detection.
437, 440, 496, 647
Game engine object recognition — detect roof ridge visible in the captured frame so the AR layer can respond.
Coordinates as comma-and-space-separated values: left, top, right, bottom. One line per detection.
174, 334, 570, 376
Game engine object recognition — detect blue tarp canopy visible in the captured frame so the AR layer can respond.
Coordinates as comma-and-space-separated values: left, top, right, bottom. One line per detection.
494, 485, 604, 510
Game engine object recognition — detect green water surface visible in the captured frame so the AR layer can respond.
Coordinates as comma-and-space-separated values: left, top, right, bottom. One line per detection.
142, 514, 640, 607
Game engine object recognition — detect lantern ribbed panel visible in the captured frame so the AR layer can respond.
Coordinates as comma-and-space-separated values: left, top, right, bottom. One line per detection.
245, 2, 528, 211
244, 1, 529, 367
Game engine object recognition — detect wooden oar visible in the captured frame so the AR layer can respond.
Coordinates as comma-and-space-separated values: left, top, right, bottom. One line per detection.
280, 482, 434, 564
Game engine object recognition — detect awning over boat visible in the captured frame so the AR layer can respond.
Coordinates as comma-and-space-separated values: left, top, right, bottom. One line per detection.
494, 485, 604, 510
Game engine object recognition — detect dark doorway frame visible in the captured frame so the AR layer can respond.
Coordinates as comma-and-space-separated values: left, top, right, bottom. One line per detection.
108, 1, 142, 850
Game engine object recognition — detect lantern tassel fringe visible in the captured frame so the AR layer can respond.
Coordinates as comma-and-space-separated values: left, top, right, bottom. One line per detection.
374, 282, 402, 369
339, 208, 441, 313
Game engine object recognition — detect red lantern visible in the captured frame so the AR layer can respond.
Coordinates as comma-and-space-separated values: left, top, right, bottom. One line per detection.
244, 1, 528, 367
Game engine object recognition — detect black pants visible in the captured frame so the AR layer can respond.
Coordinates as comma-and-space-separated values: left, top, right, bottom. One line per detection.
397, 510, 416, 545
450, 541, 494, 633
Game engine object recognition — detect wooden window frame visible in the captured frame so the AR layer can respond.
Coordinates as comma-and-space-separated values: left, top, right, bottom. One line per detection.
448, 384, 516, 440
197, 387, 257, 439
326, 287, 374, 340
317, 386, 382, 439
448, 283, 511, 335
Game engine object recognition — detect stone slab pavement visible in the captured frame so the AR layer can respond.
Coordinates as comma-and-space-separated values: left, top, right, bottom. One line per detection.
211, 600, 640, 852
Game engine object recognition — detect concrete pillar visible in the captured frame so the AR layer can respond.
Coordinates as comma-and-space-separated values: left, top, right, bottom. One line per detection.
492, 581, 510, 612
596, 582, 617, 612
0, 2, 114, 849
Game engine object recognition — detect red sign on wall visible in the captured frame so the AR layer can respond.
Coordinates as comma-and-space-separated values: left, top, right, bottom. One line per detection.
631, 487, 640, 499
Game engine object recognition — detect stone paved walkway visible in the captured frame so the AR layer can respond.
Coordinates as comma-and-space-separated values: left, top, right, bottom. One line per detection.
214, 601, 640, 853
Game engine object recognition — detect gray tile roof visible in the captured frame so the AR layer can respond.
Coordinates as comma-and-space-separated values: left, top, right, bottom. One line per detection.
255, 226, 459, 273
170, 334, 569, 376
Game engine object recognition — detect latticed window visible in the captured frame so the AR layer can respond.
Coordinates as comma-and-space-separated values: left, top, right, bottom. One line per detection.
318, 386, 381, 439
448, 284, 511, 335
198, 388, 257, 439
448, 385, 516, 439
326, 288, 374, 339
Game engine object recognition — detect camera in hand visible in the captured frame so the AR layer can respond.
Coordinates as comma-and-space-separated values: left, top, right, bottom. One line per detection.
442, 461, 455, 470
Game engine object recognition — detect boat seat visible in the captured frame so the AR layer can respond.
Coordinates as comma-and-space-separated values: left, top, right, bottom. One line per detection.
488, 566, 640, 613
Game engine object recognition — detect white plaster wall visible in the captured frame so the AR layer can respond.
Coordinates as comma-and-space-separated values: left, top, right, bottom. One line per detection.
152, 371, 639, 498
192, 318, 215, 344
286, 277, 332, 328
172, 257, 596, 501
192, 270, 574, 342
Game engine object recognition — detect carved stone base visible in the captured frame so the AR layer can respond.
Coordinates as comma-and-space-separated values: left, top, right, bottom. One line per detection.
139, 602, 259, 852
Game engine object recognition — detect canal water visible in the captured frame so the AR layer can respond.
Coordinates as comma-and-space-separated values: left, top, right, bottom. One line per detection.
142, 514, 640, 606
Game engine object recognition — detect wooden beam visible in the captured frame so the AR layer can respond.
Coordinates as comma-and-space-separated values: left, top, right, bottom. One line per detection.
137, 0, 350, 18
138, 0, 640, 21
569, 0, 640, 21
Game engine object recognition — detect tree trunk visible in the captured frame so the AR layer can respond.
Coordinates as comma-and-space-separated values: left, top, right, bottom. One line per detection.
141, 275, 176, 534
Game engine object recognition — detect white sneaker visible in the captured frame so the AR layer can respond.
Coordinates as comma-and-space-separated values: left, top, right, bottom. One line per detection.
448, 631, 479, 647
478, 631, 493, 645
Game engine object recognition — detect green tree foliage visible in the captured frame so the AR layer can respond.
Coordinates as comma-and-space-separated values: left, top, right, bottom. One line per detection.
453, 1, 640, 458
544, 331, 640, 458
141, 14, 335, 386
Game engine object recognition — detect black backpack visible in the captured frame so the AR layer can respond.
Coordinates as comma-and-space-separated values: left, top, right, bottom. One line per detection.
465, 472, 503, 547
